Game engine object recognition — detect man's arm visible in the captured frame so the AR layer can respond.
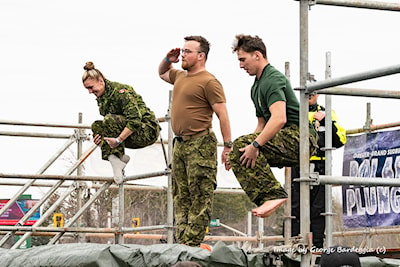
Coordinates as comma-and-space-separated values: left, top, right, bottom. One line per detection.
240, 101, 287, 168
212, 102, 232, 170
158, 48, 180, 84
254, 101, 286, 146
254, 117, 267, 133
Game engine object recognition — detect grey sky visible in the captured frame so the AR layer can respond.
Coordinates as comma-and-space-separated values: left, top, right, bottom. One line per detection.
1, 0, 399, 198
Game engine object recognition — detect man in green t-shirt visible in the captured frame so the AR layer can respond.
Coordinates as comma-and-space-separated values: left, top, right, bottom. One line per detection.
228, 34, 318, 217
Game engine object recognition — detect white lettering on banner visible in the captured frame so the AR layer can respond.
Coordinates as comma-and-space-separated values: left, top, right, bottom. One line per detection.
346, 186, 400, 216
349, 155, 400, 178
343, 132, 400, 228
388, 148, 400, 155
353, 149, 400, 159
345, 154, 400, 217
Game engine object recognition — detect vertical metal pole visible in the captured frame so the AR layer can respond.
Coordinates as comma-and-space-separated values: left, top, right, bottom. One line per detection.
299, 0, 312, 265
247, 211, 252, 237
258, 217, 264, 249
324, 52, 334, 248
167, 90, 174, 244
77, 113, 83, 242
364, 103, 372, 131
284, 168, 292, 245
107, 212, 113, 244
284, 62, 292, 245
116, 184, 125, 244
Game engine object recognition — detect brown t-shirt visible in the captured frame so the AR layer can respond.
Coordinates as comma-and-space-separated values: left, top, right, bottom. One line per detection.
169, 69, 226, 135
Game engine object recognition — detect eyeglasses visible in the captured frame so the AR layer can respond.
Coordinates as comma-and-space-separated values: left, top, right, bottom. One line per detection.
181, 49, 202, 55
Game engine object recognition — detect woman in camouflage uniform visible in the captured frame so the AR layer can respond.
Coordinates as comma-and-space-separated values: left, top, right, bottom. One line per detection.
82, 61, 160, 184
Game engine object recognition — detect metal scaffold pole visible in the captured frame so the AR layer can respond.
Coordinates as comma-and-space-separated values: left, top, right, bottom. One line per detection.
166, 90, 174, 244
299, 0, 312, 265
323, 52, 334, 248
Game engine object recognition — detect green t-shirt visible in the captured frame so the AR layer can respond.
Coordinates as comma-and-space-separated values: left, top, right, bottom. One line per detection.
251, 64, 299, 126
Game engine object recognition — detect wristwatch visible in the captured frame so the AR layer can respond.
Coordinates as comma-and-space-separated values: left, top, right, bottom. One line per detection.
252, 140, 260, 148
224, 141, 233, 148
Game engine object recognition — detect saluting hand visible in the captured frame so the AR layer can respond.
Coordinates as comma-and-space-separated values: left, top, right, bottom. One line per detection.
166, 48, 181, 63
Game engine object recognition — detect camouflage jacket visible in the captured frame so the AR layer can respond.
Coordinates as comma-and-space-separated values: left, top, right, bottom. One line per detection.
96, 80, 158, 131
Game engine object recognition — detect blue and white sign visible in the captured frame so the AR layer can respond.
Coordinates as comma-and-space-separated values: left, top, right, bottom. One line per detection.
342, 130, 400, 228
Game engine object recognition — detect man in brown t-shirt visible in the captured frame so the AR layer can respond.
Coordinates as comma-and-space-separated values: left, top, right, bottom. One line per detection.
158, 36, 232, 247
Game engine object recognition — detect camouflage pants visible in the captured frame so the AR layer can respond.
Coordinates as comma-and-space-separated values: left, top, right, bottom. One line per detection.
91, 114, 160, 160
172, 132, 217, 247
228, 125, 318, 207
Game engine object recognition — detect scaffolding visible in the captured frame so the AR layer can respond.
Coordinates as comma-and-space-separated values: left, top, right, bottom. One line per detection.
294, 0, 400, 266
0, 111, 276, 250
0, 115, 172, 248
1, 1, 400, 266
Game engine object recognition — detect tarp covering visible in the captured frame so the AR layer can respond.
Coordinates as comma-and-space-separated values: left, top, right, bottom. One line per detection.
0, 241, 265, 267
1, 241, 400, 267
283, 253, 400, 267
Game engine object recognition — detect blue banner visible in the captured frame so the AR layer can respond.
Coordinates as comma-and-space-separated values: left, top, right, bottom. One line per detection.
342, 130, 400, 228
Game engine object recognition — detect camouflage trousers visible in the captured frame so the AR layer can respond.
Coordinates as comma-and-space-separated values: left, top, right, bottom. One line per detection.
172, 132, 217, 247
91, 114, 160, 160
228, 124, 318, 207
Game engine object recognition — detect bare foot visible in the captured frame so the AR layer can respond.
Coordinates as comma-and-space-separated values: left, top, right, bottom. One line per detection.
252, 198, 288, 217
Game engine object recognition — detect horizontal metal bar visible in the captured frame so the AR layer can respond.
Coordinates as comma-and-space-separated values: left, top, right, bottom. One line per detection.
0, 225, 169, 233
315, 0, 400, 11
319, 175, 400, 186
0, 131, 73, 139
3, 229, 400, 241
0, 170, 170, 183
125, 170, 170, 181
0, 119, 91, 129
295, 64, 400, 93
0, 179, 72, 188
317, 87, 400, 99
346, 121, 400, 135
0, 173, 111, 182
294, 0, 400, 11
0, 180, 244, 193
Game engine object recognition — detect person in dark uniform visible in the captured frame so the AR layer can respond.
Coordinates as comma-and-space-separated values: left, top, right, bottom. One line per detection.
291, 82, 346, 248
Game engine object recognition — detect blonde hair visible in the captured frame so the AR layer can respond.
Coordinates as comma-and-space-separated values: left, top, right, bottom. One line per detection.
82, 61, 105, 82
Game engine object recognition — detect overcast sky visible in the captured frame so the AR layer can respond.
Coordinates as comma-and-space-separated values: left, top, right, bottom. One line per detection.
1, 0, 399, 198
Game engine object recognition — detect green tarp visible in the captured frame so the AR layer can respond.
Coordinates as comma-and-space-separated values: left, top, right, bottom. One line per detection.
1, 241, 400, 267
0, 241, 265, 267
